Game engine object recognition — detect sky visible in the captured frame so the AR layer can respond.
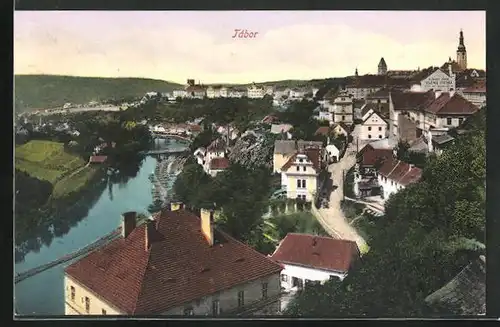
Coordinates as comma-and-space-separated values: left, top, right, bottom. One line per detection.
14, 11, 486, 84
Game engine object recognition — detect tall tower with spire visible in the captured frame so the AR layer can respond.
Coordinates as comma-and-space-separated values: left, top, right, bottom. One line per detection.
378, 57, 387, 75
456, 29, 467, 70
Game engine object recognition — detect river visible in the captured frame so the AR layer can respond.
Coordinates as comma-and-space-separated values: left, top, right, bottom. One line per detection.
14, 138, 188, 315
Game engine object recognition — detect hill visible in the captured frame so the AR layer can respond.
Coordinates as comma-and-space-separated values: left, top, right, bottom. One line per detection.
14, 75, 183, 111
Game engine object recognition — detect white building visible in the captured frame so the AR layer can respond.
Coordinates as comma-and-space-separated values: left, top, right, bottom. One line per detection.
220, 87, 229, 98
173, 90, 188, 98
247, 84, 265, 99
461, 81, 486, 108
289, 89, 306, 99
193, 147, 206, 166
206, 86, 221, 99
312, 88, 320, 98
271, 233, 360, 312
419, 67, 456, 92
228, 89, 245, 98
358, 111, 388, 141
377, 158, 422, 200
329, 91, 354, 124
265, 86, 274, 96
279, 148, 322, 202
207, 157, 230, 177
325, 144, 340, 163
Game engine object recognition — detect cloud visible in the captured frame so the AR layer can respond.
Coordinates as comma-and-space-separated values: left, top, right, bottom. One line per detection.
14, 20, 485, 84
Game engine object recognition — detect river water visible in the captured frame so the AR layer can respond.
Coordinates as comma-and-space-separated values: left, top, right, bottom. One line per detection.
14, 138, 187, 315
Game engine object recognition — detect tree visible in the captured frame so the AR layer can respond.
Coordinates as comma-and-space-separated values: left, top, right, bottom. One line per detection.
286, 108, 486, 316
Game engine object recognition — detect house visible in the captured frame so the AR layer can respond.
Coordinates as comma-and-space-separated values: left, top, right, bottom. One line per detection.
270, 124, 293, 137
186, 85, 206, 99
265, 86, 274, 96
356, 144, 393, 177
313, 111, 333, 124
273, 140, 323, 174
424, 255, 485, 315
331, 123, 349, 138
216, 125, 239, 141
428, 132, 455, 156
353, 99, 366, 120
314, 126, 333, 140
261, 114, 279, 125
228, 89, 245, 98
194, 147, 207, 166
345, 74, 410, 99
207, 157, 230, 177
461, 80, 486, 108
388, 90, 435, 138
377, 158, 422, 200
173, 90, 187, 98
64, 208, 282, 315
247, 83, 265, 99
205, 139, 226, 164
289, 89, 306, 99
366, 88, 390, 105
89, 155, 107, 165
279, 147, 323, 202
358, 111, 388, 141
418, 67, 456, 92
408, 91, 479, 135
271, 233, 359, 311
329, 92, 354, 124
187, 124, 202, 136
325, 144, 340, 163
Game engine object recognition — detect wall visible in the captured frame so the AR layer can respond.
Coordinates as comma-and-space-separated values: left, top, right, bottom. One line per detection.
162, 274, 281, 316
280, 263, 346, 293
421, 70, 455, 92
378, 174, 404, 200
64, 275, 123, 315
463, 92, 486, 108
359, 114, 387, 140
273, 153, 293, 173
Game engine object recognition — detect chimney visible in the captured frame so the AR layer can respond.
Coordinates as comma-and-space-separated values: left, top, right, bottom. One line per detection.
170, 202, 184, 211
200, 208, 215, 246
121, 211, 137, 238
145, 218, 156, 250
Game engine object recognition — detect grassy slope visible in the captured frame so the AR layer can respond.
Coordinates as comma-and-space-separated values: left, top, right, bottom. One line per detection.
14, 74, 183, 111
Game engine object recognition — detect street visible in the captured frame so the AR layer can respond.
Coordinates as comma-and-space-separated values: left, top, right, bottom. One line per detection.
313, 125, 368, 250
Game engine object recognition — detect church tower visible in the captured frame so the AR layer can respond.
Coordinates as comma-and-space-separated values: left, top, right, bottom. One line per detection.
378, 57, 387, 75
456, 29, 467, 70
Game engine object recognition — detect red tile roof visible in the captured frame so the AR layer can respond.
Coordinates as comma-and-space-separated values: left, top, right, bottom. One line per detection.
424, 93, 479, 115
209, 157, 230, 170
378, 158, 422, 186
261, 114, 279, 124
188, 124, 202, 132
315, 126, 331, 136
89, 155, 107, 163
281, 148, 322, 172
358, 144, 393, 166
65, 209, 282, 314
271, 233, 359, 273
390, 90, 435, 111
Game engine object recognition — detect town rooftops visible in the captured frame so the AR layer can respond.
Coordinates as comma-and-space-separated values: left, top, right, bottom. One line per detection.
271, 233, 360, 273
462, 79, 486, 93
363, 138, 398, 150
390, 90, 435, 111
332, 122, 350, 134
366, 88, 390, 99
273, 140, 323, 155
425, 93, 479, 115
358, 144, 393, 167
425, 256, 485, 315
209, 157, 230, 170
89, 155, 108, 164
65, 208, 282, 315
314, 126, 331, 137
346, 75, 410, 88
207, 139, 226, 152
378, 158, 423, 186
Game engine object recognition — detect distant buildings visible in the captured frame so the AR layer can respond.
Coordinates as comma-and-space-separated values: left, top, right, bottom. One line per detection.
247, 83, 265, 99
64, 209, 282, 315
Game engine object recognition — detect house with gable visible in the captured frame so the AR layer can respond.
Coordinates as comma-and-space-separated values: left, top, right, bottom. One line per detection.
64, 207, 282, 316
358, 110, 388, 141
270, 233, 359, 311
377, 158, 423, 200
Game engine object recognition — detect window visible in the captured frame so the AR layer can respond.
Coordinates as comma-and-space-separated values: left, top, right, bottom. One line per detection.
85, 297, 90, 313
102, 309, 107, 315
297, 179, 301, 188
212, 300, 220, 315
368, 134, 372, 139
296, 166, 300, 171
299, 158, 303, 163
70, 286, 75, 301
281, 274, 288, 282
377, 99, 381, 104
301, 179, 306, 188
379, 135, 382, 139
262, 283, 268, 299
368, 126, 372, 131
378, 127, 382, 131
183, 307, 194, 315
329, 275, 339, 281
303, 166, 306, 172
459, 117, 464, 125
342, 115, 345, 121
446, 117, 452, 125
238, 291, 245, 308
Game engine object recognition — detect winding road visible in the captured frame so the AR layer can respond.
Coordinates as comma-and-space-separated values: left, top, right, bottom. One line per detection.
312, 125, 368, 250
